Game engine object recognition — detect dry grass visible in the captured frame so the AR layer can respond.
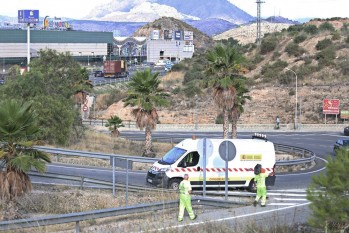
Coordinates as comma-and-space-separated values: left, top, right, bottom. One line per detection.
63, 130, 172, 157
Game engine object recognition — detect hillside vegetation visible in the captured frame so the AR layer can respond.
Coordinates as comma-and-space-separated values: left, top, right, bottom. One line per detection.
103, 18, 349, 125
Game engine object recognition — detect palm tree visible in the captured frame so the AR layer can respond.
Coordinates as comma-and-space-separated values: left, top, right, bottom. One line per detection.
230, 78, 251, 139
124, 69, 169, 157
105, 115, 124, 137
206, 44, 245, 138
0, 100, 51, 202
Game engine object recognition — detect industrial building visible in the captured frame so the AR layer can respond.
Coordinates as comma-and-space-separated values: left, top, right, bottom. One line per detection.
0, 29, 113, 65
0, 28, 195, 70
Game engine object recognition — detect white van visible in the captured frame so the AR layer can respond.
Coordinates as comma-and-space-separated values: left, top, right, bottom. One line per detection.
146, 136, 276, 191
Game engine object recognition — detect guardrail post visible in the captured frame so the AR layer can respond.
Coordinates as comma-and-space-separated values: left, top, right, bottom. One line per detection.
55, 153, 60, 162
80, 177, 85, 190
302, 150, 305, 158
128, 120, 131, 128
75, 221, 80, 233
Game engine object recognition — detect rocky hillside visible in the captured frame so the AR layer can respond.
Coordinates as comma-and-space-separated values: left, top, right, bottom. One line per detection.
133, 17, 214, 50
213, 22, 294, 45
102, 18, 349, 126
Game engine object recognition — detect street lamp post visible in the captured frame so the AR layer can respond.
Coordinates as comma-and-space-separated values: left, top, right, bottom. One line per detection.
195, 95, 198, 130
285, 68, 298, 129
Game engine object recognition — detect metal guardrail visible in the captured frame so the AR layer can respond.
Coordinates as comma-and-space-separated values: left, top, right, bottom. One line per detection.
83, 121, 346, 132
92, 76, 130, 86
274, 144, 315, 166
36, 145, 314, 167
0, 197, 242, 232
34, 142, 315, 167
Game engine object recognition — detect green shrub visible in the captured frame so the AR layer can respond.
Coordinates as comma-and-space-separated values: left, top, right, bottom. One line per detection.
253, 54, 264, 64
287, 24, 304, 33
183, 64, 205, 85
260, 36, 278, 54
315, 38, 332, 50
331, 31, 341, 41
289, 89, 295, 96
278, 73, 293, 85
172, 86, 181, 95
296, 64, 318, 78
215, 112, 232, 124
339, 59, 349, 75
272, 51, 281, 60
261, 59, 288, 81
319, 21, 335, 32
316, 45, 336, 67
341, 23, 349, 33
285, 42, 306, 57
294, 34, 307, 44
171, 63, 187, 71
182, 81, 202, 98
304, 24, 319, 35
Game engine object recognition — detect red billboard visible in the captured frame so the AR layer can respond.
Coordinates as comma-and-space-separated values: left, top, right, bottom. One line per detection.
323, 99, 340, 114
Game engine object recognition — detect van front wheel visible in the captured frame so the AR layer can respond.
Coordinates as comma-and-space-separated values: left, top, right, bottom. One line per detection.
248, 179, 257, 193
168, 178, 181, 190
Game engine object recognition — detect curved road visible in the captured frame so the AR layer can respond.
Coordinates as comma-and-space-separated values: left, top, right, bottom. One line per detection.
34, 131, 344, 190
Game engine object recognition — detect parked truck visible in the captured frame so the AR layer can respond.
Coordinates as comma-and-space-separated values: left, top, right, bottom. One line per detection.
103, 60, 128, 78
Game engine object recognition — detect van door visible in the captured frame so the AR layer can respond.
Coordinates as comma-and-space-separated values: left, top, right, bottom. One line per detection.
177, 151, 201, 186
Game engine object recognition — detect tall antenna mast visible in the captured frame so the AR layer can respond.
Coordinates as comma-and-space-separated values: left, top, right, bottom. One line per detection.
256, 0, 265, 46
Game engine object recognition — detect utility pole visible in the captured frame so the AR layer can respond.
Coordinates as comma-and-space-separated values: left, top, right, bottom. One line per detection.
256, 0, 265, 46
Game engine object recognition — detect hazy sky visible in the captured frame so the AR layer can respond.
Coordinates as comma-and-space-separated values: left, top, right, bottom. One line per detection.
229, 0, 348, 20
0, 0, 347, 20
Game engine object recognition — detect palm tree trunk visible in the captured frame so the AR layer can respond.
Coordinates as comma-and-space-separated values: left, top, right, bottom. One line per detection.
223, 109, 229, 139
231, 109, 238, 139
143, 126, 155, 157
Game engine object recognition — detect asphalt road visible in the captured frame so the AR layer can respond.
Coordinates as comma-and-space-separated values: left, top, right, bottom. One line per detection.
33, 131, 345, 190
30, 130, 346, 230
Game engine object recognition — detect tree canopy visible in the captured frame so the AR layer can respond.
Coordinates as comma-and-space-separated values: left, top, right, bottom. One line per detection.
0, 49, 91, 145
124, 69, 169, 156
307, 149, 349, 231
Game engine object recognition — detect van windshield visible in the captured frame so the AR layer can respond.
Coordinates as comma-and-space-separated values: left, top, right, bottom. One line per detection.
159, 147, 187, 165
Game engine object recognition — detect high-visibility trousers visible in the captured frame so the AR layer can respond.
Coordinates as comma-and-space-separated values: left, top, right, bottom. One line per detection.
255, 186, 267, 205
178, 194, 195, 221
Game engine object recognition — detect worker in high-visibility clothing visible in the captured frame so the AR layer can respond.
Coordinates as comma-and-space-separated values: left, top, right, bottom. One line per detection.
253, 167, 272, 207
178, 174, 197, 222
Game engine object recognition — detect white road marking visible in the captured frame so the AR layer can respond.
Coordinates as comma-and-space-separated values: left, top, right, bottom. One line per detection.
268, 203, 298, 206
143, 202, 311, 232
273, 198, 308, 201
268, 193, 307, 197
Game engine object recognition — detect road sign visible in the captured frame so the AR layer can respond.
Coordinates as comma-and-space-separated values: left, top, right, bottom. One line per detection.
82, 104, 88, 112
110, 157, 133, 169
197, 138, 213, 158
323, 99, 340, 114
218, 141, 236, 161
18, 10, 39, 24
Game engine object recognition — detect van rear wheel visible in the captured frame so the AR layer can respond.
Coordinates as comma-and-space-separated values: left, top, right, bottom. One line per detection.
168, 179, 181, 190
248, 179, 257, 193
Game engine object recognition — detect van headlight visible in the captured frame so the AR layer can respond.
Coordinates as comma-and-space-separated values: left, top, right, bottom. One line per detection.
159, 168, 169, 172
